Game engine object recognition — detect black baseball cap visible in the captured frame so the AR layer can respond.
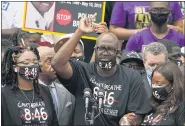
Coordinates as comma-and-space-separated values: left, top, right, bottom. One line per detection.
119, 51, 144, 67
158, 39, 181, 57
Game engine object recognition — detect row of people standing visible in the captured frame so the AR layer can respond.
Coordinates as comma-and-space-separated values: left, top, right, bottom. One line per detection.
109, 1, 184, 51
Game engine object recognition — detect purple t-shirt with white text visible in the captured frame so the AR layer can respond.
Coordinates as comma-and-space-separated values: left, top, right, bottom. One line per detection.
125, 28, 185, 52
110, 2, 183, 29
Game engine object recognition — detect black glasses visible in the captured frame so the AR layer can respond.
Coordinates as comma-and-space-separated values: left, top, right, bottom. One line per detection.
94, 46, 118, 54
17, 60, 39, 66
149, 8, 170, 14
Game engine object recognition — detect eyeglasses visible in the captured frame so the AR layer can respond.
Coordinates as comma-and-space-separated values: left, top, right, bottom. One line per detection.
149, 8, 170, 14
94, 46, 118, 54
17, 60, 39, 65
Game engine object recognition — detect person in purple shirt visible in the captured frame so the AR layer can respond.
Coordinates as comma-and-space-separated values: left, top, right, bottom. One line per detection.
125, 2, 185, 52
109, 1, 183, 41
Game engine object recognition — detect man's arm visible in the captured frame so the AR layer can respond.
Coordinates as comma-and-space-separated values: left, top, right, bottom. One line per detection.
51, 14, 97, 79
51, 29, 84, 79
109, 25, 139, 40
126, 71, 151, 124
109, 2, 139, 40
168, 2, 184, 34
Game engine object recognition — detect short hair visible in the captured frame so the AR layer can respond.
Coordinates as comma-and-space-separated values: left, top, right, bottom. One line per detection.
143, 42, 168, 61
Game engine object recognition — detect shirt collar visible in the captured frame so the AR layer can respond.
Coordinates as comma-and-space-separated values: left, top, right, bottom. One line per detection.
28, 2, 44, 20
27, 2, 48, 29
38, 79, 55, 88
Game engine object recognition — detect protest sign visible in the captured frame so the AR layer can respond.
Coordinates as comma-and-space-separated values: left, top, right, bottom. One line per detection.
23, 1, 106, 40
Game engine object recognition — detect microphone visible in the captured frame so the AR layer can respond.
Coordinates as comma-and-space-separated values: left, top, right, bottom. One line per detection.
97, 89, 105, 109
83, 88, 92, 108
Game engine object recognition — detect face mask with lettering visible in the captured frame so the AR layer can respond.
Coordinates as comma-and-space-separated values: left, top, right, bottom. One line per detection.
152, 84, 173, 101
17, 65, 39, 80
97, 61, 115, 70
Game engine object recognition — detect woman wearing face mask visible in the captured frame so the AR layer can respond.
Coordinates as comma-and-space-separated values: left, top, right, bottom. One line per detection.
119, 61, 184, 126
141, 61, 185, 125
1, 46, 59, 126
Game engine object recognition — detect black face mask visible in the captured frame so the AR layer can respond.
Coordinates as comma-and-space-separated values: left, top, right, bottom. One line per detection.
18, 65, 39, 80
97, 61, 115, 70
70, 56, 85, 61
95, 56, 117, 70
150, 12, 169, 26
152, 84, 173, 101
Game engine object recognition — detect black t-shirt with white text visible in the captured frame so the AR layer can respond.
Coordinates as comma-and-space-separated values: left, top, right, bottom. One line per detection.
16, 89, 49, 126
142, 102, 185, 125
58, 61, 151, 125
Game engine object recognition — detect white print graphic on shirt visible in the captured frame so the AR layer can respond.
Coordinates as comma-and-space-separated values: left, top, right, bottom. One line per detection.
93, 86, 115, 106
90, 78, 121, 116
100, 108, 118, 116
17, 101, 48, 124
142, 113, 166, 125
90, 78, 122, 91
134, 6, 150, 29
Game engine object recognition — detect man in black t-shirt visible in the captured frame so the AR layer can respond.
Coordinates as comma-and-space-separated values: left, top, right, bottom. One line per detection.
51, 14, 151, 125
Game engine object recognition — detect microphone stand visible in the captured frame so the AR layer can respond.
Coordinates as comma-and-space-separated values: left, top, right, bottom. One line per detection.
89, 105, 96, 125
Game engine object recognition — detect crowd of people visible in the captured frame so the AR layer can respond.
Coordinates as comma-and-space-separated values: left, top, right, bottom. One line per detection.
1, 1, 185, 126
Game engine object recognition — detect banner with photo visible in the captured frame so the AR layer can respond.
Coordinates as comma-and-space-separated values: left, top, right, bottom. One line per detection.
23, 1, 106, 40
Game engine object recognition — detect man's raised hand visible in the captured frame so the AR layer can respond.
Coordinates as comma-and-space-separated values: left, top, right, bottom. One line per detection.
78, 13, 97, 34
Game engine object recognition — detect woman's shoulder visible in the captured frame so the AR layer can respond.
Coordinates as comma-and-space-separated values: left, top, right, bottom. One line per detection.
175, 102, 185, 113
1, 84, 12, 92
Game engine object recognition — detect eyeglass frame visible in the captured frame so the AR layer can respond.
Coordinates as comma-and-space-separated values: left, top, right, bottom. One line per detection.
94, 46, 119, 55
16, 60, 40, 66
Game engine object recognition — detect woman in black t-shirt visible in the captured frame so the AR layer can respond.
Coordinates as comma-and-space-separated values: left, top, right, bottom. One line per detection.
119, 61, 184, 125
1, 46, 58, 126
141, 61, 185, 125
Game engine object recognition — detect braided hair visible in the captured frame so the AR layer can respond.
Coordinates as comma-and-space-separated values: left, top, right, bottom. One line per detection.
2, 45, 41, 95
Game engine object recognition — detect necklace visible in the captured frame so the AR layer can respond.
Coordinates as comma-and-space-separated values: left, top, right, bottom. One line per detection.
19, 87, 35, 104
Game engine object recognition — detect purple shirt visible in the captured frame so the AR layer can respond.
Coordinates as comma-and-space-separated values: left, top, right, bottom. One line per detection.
125, 28, 185, 52
110, 2, 183, 29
